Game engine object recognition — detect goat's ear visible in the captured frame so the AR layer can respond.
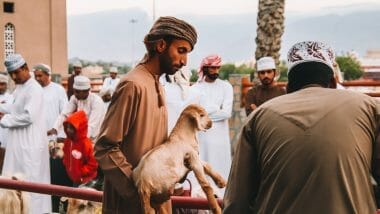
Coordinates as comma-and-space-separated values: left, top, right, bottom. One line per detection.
188, 111, 201, 129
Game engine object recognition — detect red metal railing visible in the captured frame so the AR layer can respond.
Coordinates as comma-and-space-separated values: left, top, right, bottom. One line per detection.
0, 178, 223, 210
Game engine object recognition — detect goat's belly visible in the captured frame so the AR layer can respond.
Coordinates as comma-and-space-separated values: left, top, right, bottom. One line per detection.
151, 184, 175, 203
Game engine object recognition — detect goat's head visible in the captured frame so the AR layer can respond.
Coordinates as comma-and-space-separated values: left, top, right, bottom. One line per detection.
181, 104, 212, 131
62, 188, 102, 214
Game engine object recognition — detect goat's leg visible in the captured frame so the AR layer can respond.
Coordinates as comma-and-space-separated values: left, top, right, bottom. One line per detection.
188, 153, 221, 214
202, 161, 226, 188
138, 189, 155, 214
156, 204, 170, 214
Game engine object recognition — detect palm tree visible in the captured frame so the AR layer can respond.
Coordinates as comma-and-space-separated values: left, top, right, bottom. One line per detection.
255, 0, 285, 66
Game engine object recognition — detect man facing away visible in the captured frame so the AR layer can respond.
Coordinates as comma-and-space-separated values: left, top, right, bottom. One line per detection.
224, 41, 380, 214
191, 54, 233, 197
94, 16, 197, 213
245, 56, 285, 116
1, 53, 51, 213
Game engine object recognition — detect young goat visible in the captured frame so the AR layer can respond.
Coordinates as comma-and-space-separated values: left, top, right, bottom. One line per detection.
133, 104, 226, 214
0, 175, 29, 214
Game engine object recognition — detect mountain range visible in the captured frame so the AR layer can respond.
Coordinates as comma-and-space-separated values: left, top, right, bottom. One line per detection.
67, 4, 380, 69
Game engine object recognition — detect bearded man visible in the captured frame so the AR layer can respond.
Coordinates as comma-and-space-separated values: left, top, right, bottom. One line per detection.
245, 56, 286, 116
191, 54, 233, 198
94, 16, 197, 213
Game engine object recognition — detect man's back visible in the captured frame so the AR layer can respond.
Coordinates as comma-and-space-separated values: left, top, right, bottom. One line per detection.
226, 87, 379, 214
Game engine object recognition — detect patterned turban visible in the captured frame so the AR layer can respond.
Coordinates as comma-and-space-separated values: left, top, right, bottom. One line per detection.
144, 16, 197, 50
287, 41, 335, 75
198, 54, 222, 81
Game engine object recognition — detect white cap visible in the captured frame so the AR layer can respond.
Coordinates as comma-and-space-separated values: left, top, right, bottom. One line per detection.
4, 53, 26, 73
73, 75, 91, 90
73, 61, 82, 68
0, 74, 8, 83
287, 41, 335, 74
256, 57, 276, 72
110, 67, 118, 73
33, 63, 51, 75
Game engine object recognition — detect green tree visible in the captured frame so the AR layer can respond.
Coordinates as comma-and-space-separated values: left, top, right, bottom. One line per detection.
277, 60, 288, 82
336, 56, 364, 80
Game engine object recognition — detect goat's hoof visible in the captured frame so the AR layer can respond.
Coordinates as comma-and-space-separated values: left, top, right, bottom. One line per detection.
216, 179, 227, 188
211, 206, 222, 214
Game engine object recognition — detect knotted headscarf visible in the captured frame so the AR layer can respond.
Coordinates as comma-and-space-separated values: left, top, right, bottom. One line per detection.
144, 16, 197, 50
197, 54, 222, 82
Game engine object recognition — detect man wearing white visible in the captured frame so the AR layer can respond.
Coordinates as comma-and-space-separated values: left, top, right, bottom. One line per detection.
161, 67, 201, 133
0, 74, 13, 148
33, 63, 69, 212
192, 54, 233, 197
48, 75, 106, 140
1, 53, 51, 213
99, 66, 120, 107
33, 63, 68, 135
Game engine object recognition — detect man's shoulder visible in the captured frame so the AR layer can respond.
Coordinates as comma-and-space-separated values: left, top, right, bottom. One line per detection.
120, 68, 153, 88
89, 93, 104, 103
49, 81, 65, 90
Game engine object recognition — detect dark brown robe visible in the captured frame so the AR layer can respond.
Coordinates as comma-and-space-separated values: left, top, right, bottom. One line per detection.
245, 84, 286, 116
225, 87, 379, 214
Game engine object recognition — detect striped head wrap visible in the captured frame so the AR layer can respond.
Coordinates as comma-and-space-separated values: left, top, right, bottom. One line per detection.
144, 16, 197, 50
198, 54, 222, 82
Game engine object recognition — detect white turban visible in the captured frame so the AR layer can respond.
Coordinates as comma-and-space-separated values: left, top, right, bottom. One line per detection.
4, 53, 26, 72
110, 67, 118, 73
73, 61, 82, 68
257, 57, 276, 72
33, 63, 51, 75
73, 75, 91, 90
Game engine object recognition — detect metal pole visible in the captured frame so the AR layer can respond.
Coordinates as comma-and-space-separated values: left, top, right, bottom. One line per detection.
0, 178, 223, 209
130, 18, 138, 67
152, 0, 156, 21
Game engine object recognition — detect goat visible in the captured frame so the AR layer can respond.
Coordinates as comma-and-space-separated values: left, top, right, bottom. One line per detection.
133, 104, 226, 214
62, 187, 102, 214
0, 175, 29, 214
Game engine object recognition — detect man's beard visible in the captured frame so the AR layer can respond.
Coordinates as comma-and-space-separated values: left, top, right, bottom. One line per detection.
206, 73, 219, 81
159, 51, 180, 75
261, 77, 274, 86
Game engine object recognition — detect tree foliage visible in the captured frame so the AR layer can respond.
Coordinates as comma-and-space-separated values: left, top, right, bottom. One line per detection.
335, 56, 364, 80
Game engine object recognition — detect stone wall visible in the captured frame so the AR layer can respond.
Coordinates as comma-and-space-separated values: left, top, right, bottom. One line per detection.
228, 74, 249, 151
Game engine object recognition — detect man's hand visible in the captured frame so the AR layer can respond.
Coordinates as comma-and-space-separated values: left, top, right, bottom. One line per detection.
47, 128, 58, 136
102, 94, 112, 102
250, 104, 257, 111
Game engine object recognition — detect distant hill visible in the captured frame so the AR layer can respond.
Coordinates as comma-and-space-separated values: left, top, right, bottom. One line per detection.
68, 6, 380, 69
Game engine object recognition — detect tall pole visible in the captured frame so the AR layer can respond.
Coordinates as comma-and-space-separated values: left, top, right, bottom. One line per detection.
130, 19, 138, 66
152, 0, 156, 21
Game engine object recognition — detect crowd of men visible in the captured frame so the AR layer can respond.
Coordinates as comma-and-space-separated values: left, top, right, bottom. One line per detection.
1, 15, 380, 214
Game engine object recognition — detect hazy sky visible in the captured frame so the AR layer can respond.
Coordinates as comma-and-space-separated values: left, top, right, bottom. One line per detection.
67, 0, 380, 16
